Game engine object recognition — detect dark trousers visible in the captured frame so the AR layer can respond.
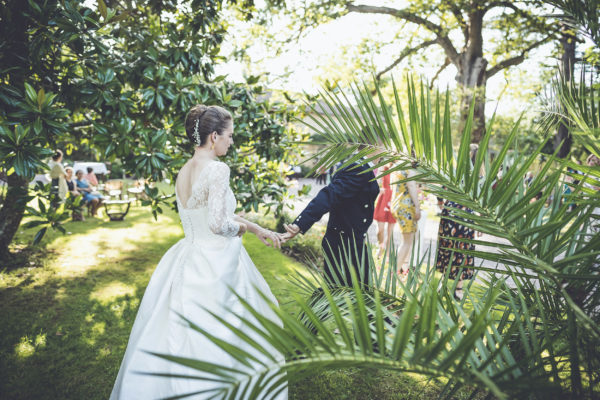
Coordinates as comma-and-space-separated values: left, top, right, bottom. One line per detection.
322, 233, 369, 288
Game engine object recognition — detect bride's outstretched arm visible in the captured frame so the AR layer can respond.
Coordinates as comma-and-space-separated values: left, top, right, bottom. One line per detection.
233, 215, 281, 248
207, 163, 242, 237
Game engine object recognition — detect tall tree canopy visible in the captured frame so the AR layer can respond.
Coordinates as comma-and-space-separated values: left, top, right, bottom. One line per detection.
0, 0, 303, 259
238, 0, 562, 143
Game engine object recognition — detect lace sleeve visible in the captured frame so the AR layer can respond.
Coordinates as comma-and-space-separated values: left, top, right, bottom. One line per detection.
207, 162, 240, 237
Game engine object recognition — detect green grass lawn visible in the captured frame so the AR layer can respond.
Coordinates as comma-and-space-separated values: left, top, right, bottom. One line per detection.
0, 205, 476, 400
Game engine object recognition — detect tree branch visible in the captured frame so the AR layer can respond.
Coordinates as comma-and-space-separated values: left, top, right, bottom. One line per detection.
486, 35, 555, 78
448, 3, 468, 41
484, 1, 561, 34
347, 3, 460, 65
429, 57, 451, 89
376, 39, 439, 80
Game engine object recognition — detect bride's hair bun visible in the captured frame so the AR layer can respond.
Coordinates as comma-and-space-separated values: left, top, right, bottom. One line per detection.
185, 104, 232, 146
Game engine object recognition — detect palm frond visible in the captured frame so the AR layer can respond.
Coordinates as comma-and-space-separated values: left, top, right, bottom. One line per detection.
153, 75, 600, 398
151, 263, 561, 399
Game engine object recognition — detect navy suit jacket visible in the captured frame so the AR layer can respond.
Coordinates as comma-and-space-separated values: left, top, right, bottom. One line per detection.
294, 161, 380, 251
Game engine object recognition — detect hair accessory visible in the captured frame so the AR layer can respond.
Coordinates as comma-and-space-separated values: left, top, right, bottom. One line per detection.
192, 118, 201, 146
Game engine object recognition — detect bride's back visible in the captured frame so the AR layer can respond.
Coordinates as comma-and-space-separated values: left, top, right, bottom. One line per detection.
175, 158, 213, 209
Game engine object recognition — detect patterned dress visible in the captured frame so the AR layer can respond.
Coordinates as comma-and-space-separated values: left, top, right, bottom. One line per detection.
390, 171, 417, 233
435, 200, 475, 280
373, 166, 396, 224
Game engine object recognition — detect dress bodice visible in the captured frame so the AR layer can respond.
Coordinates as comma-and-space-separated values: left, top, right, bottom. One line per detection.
176, 160, 239, 242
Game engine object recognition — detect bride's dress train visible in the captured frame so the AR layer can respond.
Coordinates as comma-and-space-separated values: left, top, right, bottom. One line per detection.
110, 160, 287, 399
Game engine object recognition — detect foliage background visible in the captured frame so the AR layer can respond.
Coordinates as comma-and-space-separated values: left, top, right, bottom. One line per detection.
0, 0, 305, 257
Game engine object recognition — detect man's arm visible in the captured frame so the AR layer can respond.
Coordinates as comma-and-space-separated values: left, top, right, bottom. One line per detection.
289, 165, 367, 235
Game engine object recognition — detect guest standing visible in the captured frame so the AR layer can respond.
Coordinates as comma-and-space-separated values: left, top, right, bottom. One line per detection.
48, 150, 67, 202
435, 144, 479, 299
373, 164, 396, 257
390, 167, 421, 278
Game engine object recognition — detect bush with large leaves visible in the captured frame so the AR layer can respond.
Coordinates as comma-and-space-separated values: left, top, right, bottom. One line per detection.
0, 0, 303, 259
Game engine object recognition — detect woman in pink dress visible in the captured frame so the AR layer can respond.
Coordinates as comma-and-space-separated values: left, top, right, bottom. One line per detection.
373, 164, 396, 257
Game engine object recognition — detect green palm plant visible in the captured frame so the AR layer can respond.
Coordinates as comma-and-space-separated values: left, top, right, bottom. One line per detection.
541, 66, 600, 160
543, 0, 600, 45
153, 77, 600, 398
148, 261, 558, 399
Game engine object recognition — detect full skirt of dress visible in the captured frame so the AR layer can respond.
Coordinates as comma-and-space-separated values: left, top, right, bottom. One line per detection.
110, 236, 287, 400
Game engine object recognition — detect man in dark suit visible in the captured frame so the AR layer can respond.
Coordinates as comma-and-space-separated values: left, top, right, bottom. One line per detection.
283, 160, 380, 287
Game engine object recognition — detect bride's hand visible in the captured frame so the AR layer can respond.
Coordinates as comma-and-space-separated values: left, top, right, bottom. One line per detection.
257, 228, 281, 249
237, 223, 247, 237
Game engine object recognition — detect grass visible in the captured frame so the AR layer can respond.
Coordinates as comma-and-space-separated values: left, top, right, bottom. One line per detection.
1, 203, 479, 400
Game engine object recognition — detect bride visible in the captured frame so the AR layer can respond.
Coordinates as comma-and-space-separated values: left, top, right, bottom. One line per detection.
110, 105, 287, 399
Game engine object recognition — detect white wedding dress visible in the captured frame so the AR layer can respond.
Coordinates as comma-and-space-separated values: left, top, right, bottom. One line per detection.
110, 160, 287, 400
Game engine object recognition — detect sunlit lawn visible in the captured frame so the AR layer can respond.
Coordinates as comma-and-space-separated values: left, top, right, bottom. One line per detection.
1, 202, 480, 399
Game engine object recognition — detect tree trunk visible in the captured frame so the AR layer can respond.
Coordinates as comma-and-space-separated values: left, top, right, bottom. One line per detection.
0, 174, 29, 260
554, 24, 576, 158
457, 57, 487, 144
457, 10, 487, 144
0, 1, 32, 260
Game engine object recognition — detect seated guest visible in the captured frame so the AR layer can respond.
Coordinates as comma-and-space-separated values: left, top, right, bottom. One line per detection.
65, 167, 84, 221
65, 167, 78, 196
75, 169, 104, 217
85, 166, 99, 186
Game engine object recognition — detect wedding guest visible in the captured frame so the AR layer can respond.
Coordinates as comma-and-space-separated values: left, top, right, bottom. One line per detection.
435, 144, 479, 300
65, 167, 78, 196
65, 167, 84, 221
585, 154, 600, 234
85, 167, 99, 186
316, 166, 327, 184
390, 166, 421, 278
48, 150, 68, 201
75, 170, 103, 216
586, 154, 600, 183
373, 163, 396, 258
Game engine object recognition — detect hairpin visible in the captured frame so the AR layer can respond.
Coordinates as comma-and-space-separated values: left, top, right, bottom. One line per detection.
193, 118, 201, 145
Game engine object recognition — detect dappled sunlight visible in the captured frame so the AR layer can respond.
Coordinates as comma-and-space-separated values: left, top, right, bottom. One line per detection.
83, 322, 106, 346
90, 281, 136, 305
14, 333, 47, 360
110, 297, 141, 321
51, 221, 183, 279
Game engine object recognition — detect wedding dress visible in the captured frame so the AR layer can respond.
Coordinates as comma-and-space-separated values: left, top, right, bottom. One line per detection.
110, 160, 287, 399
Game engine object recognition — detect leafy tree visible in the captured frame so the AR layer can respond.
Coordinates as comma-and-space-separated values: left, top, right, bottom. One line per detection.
233, 0, 563, 144
0, 0, 303, 260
